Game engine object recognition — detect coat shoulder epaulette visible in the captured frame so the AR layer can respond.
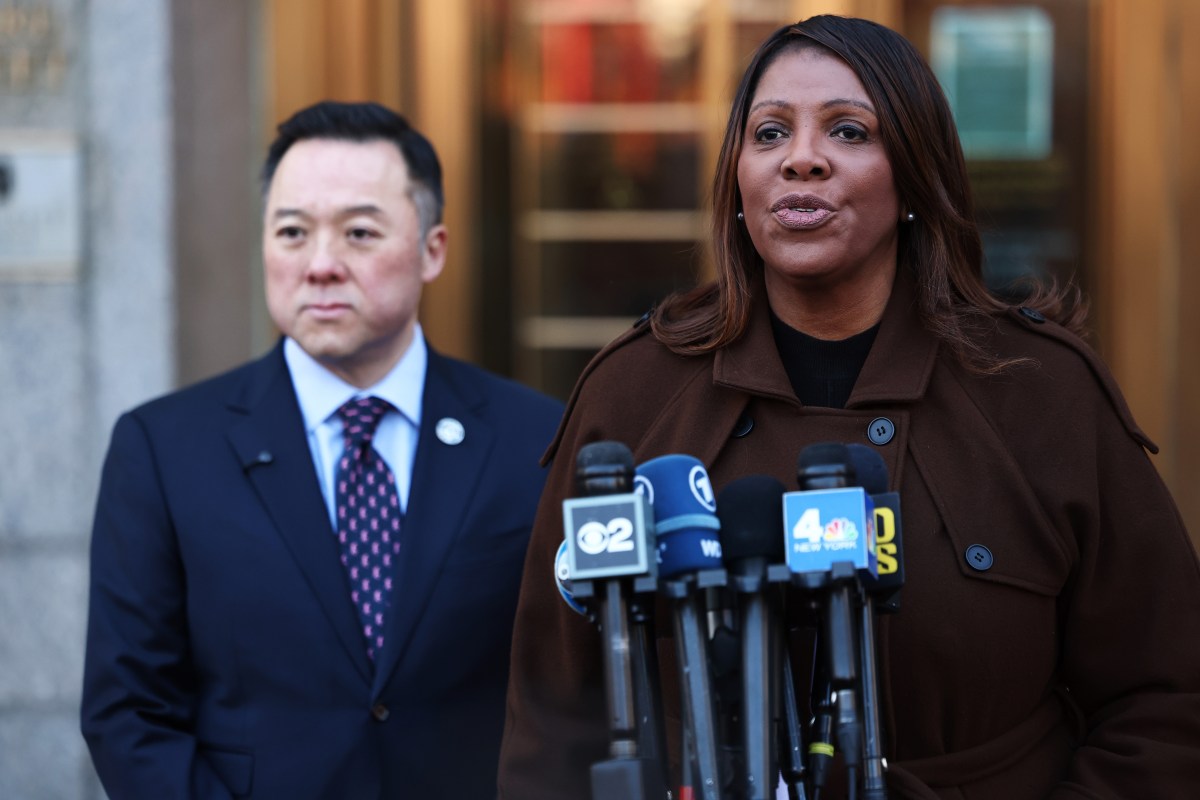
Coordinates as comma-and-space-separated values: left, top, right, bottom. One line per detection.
539, 310, 657, 466
1002, 305, 1157, 453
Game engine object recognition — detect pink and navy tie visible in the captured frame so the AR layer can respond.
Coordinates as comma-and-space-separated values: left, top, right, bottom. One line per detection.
335, 396, 403, 661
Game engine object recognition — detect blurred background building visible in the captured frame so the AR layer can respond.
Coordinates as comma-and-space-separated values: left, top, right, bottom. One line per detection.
0, 0, 1196, 797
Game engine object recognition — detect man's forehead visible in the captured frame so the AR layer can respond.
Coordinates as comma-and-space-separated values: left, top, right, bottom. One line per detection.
266, 138, 411, 207
274, 137, 406, 179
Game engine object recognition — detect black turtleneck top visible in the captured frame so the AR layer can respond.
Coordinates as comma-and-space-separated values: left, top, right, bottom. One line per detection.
769, 309, 880, 409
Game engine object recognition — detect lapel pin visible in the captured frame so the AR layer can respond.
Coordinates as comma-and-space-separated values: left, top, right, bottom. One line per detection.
241, 449, 274, 473
435, 417, 465, 446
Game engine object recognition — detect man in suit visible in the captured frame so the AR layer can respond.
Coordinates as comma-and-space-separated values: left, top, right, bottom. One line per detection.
81, 101, 564, 799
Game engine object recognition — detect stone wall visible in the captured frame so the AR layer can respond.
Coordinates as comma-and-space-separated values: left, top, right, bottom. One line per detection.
0, 2, 258, 797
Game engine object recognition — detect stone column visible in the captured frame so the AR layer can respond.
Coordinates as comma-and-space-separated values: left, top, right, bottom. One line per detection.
0, 1, 259, 797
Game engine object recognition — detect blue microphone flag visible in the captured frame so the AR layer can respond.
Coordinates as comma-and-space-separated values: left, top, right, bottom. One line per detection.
783, 486, 878, 577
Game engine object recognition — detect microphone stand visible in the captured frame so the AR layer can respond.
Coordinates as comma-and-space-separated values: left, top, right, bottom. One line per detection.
790, 443, 889, 800
663, 568, 728, 800
779, 632, 809, 800
567, 441, 668, 799
802, 568, 893, 800
630, 576, 671, 795
573, 576, 667, 800
793, 562, 865, 800
858, 590, 887, 800
826, 563, 864, 800
730, 564, 788, 800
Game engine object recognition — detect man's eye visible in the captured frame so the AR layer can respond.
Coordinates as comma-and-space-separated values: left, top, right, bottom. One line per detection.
277, 226, 305, 239
348, 228, 378, 241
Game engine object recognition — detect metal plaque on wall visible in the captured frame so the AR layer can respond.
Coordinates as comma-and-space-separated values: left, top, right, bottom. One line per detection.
0, 129, 81, 281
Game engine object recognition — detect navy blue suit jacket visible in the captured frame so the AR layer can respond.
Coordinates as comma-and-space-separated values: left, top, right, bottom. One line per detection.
81, 341, 563, 799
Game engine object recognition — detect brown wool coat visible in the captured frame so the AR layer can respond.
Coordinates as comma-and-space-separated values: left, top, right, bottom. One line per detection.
498, 272, 1200, 799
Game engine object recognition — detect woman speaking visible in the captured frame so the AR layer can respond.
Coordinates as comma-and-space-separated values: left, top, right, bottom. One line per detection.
499, 15, 1200, 799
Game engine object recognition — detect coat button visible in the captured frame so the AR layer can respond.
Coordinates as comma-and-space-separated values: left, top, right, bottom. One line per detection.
732, 412, 754, 438
371, 703, 390, 722
1019, 307, 1046, 323
867, 417, 895, 445
965, 544, 993, 571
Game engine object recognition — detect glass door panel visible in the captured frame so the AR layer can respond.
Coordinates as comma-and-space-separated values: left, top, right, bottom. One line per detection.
907, 0, 1093, 301
512, 0, 711, 398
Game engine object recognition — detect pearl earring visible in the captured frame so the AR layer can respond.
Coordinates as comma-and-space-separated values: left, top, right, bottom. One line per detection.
737, 211, 745, 221
904, 211, 916, 223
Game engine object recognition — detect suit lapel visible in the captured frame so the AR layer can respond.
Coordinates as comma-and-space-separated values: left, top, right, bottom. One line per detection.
372, 350, 493, 693
225, 344, 374, 683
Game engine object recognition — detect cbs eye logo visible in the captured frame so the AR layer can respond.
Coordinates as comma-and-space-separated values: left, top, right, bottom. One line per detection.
576, 517, 635, 555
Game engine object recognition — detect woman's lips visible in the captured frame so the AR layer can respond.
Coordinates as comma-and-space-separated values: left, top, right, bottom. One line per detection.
774, 207, 833, 228
771, 194, 835, 228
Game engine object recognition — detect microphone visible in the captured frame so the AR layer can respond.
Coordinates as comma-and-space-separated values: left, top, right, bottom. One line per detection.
635, 454, 727, 800
634, 454, 722, 578
563, 441, 654, 583
787, 443, 875, 681
845, 444, 903, 800
561, 441, 664, 800
786, 444, 877, 588
718, 475, 788, 800
786, 443, 878, 796
553, 539, 588, 616
846, 444, 905, 613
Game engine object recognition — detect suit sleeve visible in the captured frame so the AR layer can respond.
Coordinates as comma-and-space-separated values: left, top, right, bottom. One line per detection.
1049, 400, 1200, 796
80, 412, 235, 800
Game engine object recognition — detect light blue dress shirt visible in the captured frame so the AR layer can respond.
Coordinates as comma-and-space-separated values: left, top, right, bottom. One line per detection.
283, 325, 426, 529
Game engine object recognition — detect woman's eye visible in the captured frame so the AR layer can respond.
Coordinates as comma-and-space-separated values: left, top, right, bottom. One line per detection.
832, 124, 868, 142
755, 126, 786, 143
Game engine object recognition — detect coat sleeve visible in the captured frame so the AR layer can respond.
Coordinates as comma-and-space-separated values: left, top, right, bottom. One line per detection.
496, 384, 618, 799
1048, 392, 1200, 797
80, 412, 235, 800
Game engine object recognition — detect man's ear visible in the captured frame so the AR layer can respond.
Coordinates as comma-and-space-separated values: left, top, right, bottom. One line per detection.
420, 224, 448, 284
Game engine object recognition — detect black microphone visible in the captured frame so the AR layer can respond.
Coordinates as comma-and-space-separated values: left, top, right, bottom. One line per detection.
792, 444, 867, 690
846, 444, 905, 613
787, 443, 878, 797
718, 475, 788, 800
561, 441, 664, 800
845, 444, 903, 800
635, 454, 727, 800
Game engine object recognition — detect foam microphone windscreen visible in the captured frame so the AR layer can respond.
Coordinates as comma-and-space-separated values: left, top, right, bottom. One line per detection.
717, 475, 787, 565
635, 454, 721, 579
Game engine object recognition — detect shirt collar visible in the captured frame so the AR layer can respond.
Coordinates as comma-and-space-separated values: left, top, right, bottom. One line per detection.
284, 324, 427, 433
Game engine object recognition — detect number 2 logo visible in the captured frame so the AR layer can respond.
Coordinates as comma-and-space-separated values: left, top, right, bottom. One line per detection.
577, 518, 635, 555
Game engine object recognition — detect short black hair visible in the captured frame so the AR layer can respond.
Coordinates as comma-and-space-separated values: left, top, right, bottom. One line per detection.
261, 100, 444, 231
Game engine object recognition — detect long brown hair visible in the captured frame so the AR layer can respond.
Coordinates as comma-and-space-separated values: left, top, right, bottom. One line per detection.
651, 15, 1086, 372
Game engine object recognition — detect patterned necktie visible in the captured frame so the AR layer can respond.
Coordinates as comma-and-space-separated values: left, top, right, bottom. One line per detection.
335, 396, 403, 661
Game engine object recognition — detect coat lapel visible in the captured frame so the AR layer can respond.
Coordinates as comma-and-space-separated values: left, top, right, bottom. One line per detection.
372, 350, 494, 693
225, 344, 374, 682
692, 267, 938, 485
711, 266, 937, 408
